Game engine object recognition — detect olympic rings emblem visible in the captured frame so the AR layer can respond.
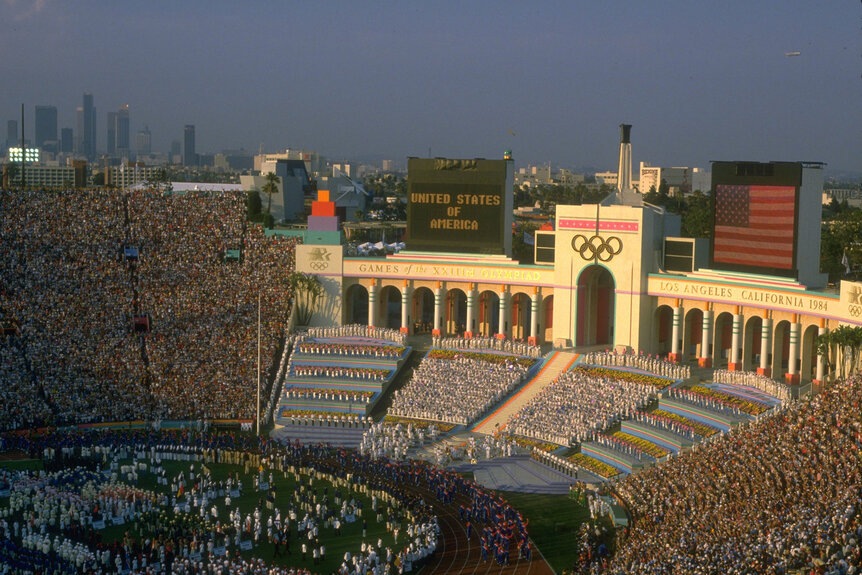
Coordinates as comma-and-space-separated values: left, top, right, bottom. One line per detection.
850, 305, 862, 318
310, 261, 329, 271
571, 234, 623, 262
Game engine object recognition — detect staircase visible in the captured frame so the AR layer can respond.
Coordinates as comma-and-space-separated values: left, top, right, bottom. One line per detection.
471, 351, 579, 434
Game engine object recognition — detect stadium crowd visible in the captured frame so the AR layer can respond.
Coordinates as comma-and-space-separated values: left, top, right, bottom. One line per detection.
0, 189, 299, 430
507, 366, 658, 446
388, 355, 530, 425
602, 374, 862, 574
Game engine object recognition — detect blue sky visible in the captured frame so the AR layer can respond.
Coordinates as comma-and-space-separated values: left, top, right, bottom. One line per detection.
1, 0, 859, 173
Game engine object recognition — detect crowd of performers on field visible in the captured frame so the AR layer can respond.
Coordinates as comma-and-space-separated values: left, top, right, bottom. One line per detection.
0, 427, 534, 574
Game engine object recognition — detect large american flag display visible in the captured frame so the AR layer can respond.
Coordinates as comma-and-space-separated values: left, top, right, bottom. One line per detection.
713, 184, 796, 270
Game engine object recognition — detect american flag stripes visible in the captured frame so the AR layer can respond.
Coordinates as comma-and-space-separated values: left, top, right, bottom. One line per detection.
713, 185, 796, 270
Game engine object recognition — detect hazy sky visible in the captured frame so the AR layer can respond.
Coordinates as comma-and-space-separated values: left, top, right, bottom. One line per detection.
1, 0, 859, 173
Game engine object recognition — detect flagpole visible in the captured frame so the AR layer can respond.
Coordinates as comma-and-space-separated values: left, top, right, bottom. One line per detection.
256, 291, 261, 436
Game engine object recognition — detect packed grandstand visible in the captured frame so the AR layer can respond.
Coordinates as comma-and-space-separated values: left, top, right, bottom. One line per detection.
1, 188, 860, 574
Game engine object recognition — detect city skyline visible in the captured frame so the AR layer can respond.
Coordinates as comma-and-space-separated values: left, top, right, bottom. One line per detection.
1, 1, 859, 174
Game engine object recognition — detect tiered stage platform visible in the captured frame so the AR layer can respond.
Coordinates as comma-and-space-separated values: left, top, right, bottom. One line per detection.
276, 337, 410, 421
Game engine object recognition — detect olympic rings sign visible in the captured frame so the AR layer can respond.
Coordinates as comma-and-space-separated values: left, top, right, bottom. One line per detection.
571, 234, 623, 263
310, 261, 329, 271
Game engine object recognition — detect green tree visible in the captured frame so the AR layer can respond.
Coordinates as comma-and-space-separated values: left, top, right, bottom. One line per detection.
288, 272, 323, 326
681, 191, 713, 238
262, 172, 280, 215
246, 190, 262, 221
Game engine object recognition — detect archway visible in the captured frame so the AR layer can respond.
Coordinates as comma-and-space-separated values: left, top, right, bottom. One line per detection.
345, 284, 369, 325
377, 285, 402, 330
412, 287, 434, 334
743, 316, 763, 372
654, 305, 674, 356
511, 293, 531, 340
772, 320, 791, 377
542, 295, 554, 343
445, 289, 467, 336
576, 265, 615, 347
801, 324, 819, 382
683, 308, 704, 362
713, 312, 734, 368
477, 290, 500, 337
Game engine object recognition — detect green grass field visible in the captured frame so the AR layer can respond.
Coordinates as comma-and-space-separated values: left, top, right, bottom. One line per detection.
1, 457, 400, 574
498, 491, 590, 574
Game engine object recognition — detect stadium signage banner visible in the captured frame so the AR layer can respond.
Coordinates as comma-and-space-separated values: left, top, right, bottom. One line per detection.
406, 158, 509, 255
648, 277, 835, 314
345, 259, 551, 285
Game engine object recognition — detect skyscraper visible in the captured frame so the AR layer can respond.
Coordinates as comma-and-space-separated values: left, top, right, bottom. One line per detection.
82, 92, 96, 161
117, 104, 130, 156
34, 106, 58, 150
183, 124, 196, 166
136, 126, 151, 157
106, 111, 117, 156
60, 128, 73, 154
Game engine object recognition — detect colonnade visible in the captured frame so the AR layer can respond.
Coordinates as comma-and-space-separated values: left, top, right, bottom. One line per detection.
355, 280, 548, 344
662, 299, 827, 385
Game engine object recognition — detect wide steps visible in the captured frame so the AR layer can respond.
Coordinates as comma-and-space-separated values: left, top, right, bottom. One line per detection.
472, 351, 579, 434
619, 421, 693, 452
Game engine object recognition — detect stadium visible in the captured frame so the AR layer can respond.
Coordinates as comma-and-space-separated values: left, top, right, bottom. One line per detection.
1, 128, 861, 574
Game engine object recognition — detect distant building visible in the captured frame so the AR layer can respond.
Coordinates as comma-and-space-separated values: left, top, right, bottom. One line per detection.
6, 163, 86, 189
382, 159, 394, 172
60, 128, 74, 154
183, 124, 196, 166
82, 93, 96, 161
106, 163, 163, 189
135, 127, 152, 158
116, 105, 130, 158
317, 173, 369, 221
240, 159, 312, 222
35, 106, 58, 153
106, 111, 117, 156
639, 162, 692, 195
823, 188, 862, 209
254, 149, 324, 178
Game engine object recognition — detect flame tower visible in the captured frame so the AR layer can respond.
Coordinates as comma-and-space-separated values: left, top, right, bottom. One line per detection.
617, 124, 632, 192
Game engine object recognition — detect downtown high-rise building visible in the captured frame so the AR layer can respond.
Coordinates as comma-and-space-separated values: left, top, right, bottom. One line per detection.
81, 92, 96, 161
60, 128, 73, 154
34, 106, 58, 152
116, 104, 130, 156
183, 124, 196, 166
106, 111, 117, 156
136, 126, 151, 157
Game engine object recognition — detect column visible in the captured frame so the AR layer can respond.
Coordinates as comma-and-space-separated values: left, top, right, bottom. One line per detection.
465, 284, 477, 338
432, 282, 444, 336
528, 287, 541, 346
785, 315, 801, 385
728, 306, 743, 371
668, 301, 683, 363
400, 280, 410, 334
699, 305, 712, 368
496, 285, 508, 340
757, 313, 772, 377
367, 281, 377, 330
814, 319, 827, 386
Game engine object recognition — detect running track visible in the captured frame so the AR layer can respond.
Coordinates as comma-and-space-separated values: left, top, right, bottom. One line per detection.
409, 482, 557, 575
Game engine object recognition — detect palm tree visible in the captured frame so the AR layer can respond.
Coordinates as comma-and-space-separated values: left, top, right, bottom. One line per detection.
262, 172, 280, 216
288, 272, 323, 326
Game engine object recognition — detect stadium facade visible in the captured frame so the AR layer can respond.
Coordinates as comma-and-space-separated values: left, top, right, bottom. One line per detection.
296, 130, 862, 389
